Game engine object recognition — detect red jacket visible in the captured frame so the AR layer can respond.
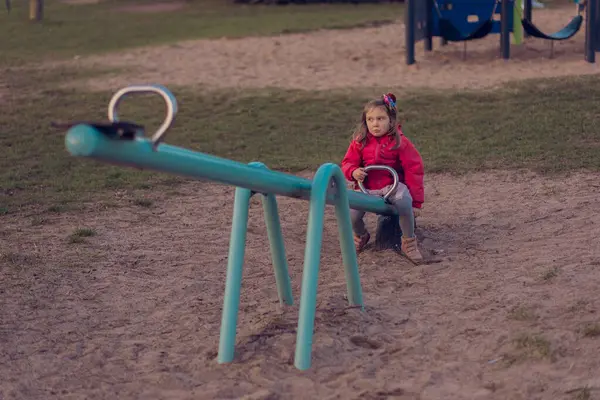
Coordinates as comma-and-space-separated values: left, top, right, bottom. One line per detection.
341, 127, 425, 208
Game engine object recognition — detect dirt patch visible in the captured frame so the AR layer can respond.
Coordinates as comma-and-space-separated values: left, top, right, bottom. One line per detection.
55, 4, 600, 93
2, 170, 600, 399
113, 2, 187, 14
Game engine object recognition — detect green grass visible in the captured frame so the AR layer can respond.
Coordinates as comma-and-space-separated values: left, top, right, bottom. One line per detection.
1, 66, 600, 212
0, 0, 403, 65
582, 323, 600, 338
1, 0, 599, 212
68, 227, 97, 243
542, 266, 560, 281
508, 305, 538, 322
506, 333, 553, 363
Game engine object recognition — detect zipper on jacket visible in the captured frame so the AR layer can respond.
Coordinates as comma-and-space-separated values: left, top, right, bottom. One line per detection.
374, 137, 381, 164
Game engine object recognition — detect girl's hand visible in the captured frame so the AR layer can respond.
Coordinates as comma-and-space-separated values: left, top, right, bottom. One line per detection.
352, 168, 367, 182
413, 207, 422, 218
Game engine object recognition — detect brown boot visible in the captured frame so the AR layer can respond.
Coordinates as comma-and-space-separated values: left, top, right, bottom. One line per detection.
401, 236, 424, 265
353, 232, 370, 253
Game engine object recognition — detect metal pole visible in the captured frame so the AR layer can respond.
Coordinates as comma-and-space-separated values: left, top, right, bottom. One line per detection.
247, 162, 294, 306
513, 0, 524, 44
425, 0, 433, 51
524, 0, 532, 38
218, 187, 252, 364
406, 0, 416, 65
29, 0, 43, 21
65, 124, 399, 216
501, 0, 511, 59
586, 0, 597, 62
294, 163, 363, 371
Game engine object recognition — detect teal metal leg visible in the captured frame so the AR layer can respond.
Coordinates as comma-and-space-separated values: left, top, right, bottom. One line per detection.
261, 192, 294, 306
334, 188, 364, 308
218, 187, 252, 364
248, 162, 294, 307
294, 163, 364, 371
218, 161, 294, 363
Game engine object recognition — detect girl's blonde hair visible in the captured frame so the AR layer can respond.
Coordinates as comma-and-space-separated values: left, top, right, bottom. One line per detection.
352, 92, 400, 149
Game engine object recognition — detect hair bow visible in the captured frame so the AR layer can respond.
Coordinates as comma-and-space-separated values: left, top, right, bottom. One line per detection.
383, 94, 396, 110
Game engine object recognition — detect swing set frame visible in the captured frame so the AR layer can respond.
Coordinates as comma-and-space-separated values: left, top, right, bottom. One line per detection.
405, 0, 600, 64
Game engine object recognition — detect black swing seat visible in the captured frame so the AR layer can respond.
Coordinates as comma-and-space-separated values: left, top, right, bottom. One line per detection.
521, 14, 583, 40
438, 18, 494, 42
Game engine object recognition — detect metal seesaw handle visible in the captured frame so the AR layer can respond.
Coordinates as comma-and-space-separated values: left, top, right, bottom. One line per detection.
357, 165, 399, 203
107, 84, 178, 150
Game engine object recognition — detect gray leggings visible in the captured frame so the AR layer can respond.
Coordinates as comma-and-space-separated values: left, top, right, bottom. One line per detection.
350, 182, 415, 238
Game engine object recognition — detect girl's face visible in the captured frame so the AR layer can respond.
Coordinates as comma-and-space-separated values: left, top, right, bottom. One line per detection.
365, 106, 390, 137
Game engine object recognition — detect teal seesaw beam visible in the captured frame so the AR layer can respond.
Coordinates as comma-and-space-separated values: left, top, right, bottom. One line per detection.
62, 85, 399, 371
65, 124, 397, 216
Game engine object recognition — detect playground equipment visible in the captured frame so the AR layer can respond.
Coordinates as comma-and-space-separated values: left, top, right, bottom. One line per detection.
405, 0, 600, 63
357, 166, 406, 252
60, 84, 407, 371
4, 0, 44, 20
29, 0, 43, 21
518, 0, 586, 57
357, 165, 399, 202
406, 0, 515, 62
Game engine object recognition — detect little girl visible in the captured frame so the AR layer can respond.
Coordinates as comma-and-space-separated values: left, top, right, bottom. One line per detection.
341, 93, 425, 265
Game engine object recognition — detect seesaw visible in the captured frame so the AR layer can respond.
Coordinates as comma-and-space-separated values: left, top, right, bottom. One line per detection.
58, 84, 407, 371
